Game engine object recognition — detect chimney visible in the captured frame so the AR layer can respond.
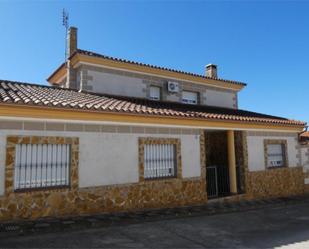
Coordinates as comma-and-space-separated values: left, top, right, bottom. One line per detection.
205, 64, 218, 78
67, 27, 78, 57
65, 27, 78, 89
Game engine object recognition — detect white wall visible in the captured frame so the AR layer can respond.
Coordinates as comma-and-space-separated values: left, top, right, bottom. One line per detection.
88, 71, 147, 98
247, 134, 299, 172
205, 89, 235, 108
84, 68, 236, 109
0, 129, 201, 196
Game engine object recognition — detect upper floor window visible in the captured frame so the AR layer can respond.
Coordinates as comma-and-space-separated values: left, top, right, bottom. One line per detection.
182, 91, 198, 105
149, 86, 161, 100
264, 140, 288, 168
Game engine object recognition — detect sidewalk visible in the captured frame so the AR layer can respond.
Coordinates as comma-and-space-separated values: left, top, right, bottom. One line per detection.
1, 195, 309, 238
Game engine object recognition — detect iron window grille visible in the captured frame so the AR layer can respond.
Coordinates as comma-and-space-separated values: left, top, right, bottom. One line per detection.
264, 139, 288, 169
143, 143, 177, 179
14, 144, 71, 191
266, 143, 286, 168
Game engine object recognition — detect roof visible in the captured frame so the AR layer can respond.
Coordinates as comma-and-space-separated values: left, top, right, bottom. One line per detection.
300, 132, 309, 139
0, 80, 305, 127
47, 49, 246, 87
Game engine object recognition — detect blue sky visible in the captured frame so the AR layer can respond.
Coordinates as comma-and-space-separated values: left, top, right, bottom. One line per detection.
0, 1, 308, 124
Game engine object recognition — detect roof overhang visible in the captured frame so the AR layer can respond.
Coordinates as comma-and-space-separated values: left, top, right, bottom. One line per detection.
0, 104, 304, 132
47, 53, 246, 91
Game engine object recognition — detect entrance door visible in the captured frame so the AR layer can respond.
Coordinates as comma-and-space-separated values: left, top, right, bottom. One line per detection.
206, 165, 230, 198
205, 131, 231, 199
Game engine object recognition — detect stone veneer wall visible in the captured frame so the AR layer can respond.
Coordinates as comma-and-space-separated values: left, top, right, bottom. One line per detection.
235, 131, 248, 193
0, 122, 305, 221
244, 131, 304, 199
0, 134, 207, 222
245, 167, 304, 199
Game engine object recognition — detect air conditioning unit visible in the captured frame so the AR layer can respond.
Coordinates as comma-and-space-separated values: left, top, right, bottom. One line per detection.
167, 81, 179, 93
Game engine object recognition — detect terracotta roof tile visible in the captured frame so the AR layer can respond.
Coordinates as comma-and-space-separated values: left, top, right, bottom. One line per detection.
300, 132, 309, 144
300, 132, 309, 138
0, 79, 305, 127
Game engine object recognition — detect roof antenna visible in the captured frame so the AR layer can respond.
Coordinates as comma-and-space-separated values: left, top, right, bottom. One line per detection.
62, 9, 69, 63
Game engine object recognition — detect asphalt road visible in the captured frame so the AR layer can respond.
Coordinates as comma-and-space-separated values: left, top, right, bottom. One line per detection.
1, 202, 309, 248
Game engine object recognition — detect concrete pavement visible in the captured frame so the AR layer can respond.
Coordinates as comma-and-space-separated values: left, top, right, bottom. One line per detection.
1, 199, 309, 248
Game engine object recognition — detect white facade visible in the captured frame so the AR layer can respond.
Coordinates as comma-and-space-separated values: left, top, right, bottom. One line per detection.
79, 67, 237, 109
0, 128, 201, 196
247, 133, 299, 172
205, 89, 235, 108
87, 70, 146, 98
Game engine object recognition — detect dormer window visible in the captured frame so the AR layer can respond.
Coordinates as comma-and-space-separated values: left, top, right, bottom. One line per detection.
182, 91, 198, 105
149, 86, 161, 100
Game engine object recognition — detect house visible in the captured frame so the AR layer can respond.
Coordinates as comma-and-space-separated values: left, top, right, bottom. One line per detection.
300, 131, 309, 144
300, 132, 309, 185
0, 27, 307, 221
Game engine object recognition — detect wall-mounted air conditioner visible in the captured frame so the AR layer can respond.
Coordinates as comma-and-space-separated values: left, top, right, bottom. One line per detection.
167, 81, 179, 93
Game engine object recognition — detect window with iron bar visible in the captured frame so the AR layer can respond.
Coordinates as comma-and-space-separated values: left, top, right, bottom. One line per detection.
14, 144, 71, 191
264, 139, 288, 168
143, 143, 177, 179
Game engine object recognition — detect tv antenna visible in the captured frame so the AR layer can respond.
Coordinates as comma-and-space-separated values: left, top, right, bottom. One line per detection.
62, 9, 69, 63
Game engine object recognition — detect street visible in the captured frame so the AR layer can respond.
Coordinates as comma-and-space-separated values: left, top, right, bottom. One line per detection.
1, 201, 309, 248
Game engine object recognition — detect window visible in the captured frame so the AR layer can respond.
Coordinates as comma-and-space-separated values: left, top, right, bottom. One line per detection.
139, 138, 181, 180
265, 140, 287, 168
14, 144, 71, 190
144, 144, 176, 179
149, 86, 161, 100
182, 91, 198, 105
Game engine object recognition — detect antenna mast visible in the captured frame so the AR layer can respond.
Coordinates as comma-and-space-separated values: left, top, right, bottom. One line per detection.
62, 9, 69, 63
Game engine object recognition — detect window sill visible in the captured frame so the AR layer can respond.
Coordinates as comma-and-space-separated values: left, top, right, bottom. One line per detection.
266, 165, 288, 170
142, 175, 179, 183
14, 185, 70, 193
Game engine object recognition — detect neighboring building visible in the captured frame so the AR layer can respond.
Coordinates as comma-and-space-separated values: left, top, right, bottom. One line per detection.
300, 132, 309, 190
0, 27, 307, 221
300, 131, 309, 144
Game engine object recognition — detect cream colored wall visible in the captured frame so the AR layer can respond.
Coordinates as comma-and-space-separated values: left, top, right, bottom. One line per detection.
88, 71, 147, 98
0, 128, 201, 196
247, 133, 299, 172
83, 67, 236, 108
205, 89, 235, 108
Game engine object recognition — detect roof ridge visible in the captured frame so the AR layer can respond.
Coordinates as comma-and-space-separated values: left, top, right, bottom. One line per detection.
75, 49, 247, 86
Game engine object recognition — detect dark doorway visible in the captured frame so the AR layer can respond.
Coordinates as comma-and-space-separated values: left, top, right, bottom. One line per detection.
205, 131, 230, 198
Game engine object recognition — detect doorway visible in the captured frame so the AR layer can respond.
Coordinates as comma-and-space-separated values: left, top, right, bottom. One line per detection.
205, 131, 230, 198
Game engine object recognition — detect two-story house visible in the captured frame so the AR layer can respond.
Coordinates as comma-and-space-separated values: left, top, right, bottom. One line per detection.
0, 27, 307, 221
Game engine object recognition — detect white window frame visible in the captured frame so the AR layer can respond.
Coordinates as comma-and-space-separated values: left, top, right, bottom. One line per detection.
149, 86, 161, 100
265, 140, 287, 168
182, 90, 198, 105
